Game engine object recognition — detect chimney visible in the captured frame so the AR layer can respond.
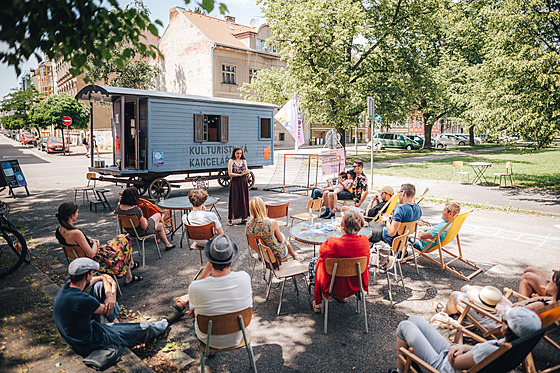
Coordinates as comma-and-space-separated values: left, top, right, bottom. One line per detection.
225, 15, 235, 23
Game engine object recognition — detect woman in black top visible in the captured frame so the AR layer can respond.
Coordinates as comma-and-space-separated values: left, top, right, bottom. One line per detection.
114, 187, 175, 250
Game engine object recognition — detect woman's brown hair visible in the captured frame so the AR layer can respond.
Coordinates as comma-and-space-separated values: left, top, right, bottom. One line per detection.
230, 146, 245, 160
56, 202, 78, 230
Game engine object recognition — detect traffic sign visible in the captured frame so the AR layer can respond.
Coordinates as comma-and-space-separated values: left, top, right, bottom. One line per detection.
62, 116, 72, 126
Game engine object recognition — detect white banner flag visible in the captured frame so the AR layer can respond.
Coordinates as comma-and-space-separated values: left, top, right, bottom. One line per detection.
274, 93, 305, 148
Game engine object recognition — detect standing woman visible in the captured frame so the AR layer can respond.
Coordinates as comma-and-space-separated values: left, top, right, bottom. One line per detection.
55, 202, 141, 286
227, 146, 250, 226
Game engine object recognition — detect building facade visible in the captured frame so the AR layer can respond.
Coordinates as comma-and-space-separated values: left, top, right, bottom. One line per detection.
152, 8, 292, 146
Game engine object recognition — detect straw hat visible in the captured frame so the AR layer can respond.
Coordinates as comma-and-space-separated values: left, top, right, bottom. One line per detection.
466, 286, 512, 312
379, 186, 394, 195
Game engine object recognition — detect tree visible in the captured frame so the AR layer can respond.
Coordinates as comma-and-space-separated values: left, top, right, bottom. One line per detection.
245, 0, 439, 147
30, 93, 89, 131
0, 87, 40, 131
0, 0, 227, 78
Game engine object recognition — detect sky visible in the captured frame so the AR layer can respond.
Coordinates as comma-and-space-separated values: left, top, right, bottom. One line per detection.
0, 0, 263, 99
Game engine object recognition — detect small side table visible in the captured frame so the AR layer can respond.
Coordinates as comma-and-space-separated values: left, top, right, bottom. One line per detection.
90, 189, 111, 212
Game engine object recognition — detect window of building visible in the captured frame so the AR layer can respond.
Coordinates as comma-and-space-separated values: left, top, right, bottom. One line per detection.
260, 118, 271, 139
279, 133, 285, 141
222, 64, 236, 84
194, 114, 229, 142
249, 68, 259, 83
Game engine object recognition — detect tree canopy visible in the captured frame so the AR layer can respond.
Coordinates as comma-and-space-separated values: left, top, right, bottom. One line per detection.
0, 87, 40, 130
0, 0, 227, 78
31, 93, 90, 130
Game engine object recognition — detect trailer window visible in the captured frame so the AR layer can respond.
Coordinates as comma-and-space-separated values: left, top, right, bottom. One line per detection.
260, 118, 271, 139
194, 114, 229, 143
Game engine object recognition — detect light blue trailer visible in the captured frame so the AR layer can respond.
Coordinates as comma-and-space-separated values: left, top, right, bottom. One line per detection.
76, 85, 276, 198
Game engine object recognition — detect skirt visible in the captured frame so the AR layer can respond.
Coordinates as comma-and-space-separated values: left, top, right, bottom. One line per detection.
93, 234, 133, 277
228, 175, 249, 220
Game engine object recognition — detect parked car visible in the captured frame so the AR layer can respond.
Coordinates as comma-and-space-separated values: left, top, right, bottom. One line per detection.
455, 134, 481, 145
18, 131, 31, 143
369, 132, 421, 150
45, 137, 69, 153
22, 134, 38, 145
434, 133, 470, 148
408, 135, 436, 148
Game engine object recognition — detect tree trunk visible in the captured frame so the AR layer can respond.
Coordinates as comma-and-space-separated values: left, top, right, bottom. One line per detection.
337, 127, 346, 148
423, 124, 433, 149
469, 125, 475, 146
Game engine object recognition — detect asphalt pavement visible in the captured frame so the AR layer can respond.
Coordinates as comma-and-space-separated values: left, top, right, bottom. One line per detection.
1, 136, 559, 372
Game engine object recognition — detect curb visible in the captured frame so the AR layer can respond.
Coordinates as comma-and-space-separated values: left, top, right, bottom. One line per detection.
19, 259, 155, 373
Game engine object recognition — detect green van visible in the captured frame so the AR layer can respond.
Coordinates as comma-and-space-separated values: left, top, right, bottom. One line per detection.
371, 133, 421, 150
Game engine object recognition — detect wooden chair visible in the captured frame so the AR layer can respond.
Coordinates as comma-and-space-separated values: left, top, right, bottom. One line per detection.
246, 234, 265, 280
452, 161, 470, 183
183, 221, 216, 271
412, 210, 483, 281
290, 199, 321, 226
117, 214, 161, 267
62, 244, 122, 296
265, 202, 289, 226
380, 221, 418, 307
138, 198, 174, 238
398, 321, 559, 373
322, 257, 368, 334
73, 172, 96, 204
197, 307, 257, 373
493, 161, 513, 187
258, 242, 310, 316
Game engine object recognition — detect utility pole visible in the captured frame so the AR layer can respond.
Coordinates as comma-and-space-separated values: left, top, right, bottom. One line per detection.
367, 97, 375, 189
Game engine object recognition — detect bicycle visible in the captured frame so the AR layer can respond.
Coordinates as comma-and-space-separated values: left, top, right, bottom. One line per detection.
0, 200, 30, 278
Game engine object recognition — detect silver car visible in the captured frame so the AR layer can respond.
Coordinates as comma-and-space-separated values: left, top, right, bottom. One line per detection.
434, 134, 470, 148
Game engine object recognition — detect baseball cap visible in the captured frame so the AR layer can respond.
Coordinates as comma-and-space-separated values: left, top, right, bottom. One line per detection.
68, 257, 99, 275
379, 186, 394, 195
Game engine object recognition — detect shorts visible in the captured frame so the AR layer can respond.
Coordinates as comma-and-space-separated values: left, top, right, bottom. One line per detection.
337, 190, 353, 200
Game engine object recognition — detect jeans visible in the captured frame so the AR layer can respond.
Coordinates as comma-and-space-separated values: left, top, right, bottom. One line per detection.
90, 282, 168, 353
396, 316, 450, 372
310, 187, 323, 199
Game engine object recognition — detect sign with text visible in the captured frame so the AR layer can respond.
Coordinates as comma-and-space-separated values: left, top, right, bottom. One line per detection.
321, 149, 345, 175
0, 159, 30, 198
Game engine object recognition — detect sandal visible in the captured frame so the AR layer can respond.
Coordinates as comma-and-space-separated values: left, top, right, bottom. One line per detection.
240, 220, 247, 225
227, 221, 233, 226
124, 275, 143, 287
312, 301, 322, 314
173, 296, 189, 312
131, 261, 140, 270
432, 301, 445, 313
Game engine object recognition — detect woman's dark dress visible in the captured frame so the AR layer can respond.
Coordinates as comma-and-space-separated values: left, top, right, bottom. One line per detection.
228, 161, 249, 220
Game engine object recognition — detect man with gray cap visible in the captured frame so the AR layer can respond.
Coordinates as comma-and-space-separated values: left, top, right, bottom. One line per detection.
53, 258, 175, 357
365, 185, 394, 219
173, 234, 252, 349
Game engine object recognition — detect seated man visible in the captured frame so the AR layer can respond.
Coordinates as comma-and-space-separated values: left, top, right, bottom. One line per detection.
174, 235, 253, 349
182, 189, 224, 247
410, 202, 460, 251
365, 185, 394, 220
53, 258, 179, 357
369, 183, 422, 245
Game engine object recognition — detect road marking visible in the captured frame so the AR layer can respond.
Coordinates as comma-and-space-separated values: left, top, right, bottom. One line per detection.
463, 224, 560, 249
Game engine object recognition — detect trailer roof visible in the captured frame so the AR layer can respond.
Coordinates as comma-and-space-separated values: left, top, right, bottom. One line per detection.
75, 85, 278, 109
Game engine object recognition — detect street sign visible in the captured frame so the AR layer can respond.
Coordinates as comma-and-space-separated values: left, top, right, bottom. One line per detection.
62, 116, 72, 126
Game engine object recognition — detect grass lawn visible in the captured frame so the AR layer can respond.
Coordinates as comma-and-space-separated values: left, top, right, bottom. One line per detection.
348, 143, 501, 164
372, 146, 560, 190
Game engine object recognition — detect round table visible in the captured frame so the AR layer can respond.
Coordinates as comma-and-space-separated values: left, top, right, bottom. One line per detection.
158, 196, 220, 246
290, 221, 372, 256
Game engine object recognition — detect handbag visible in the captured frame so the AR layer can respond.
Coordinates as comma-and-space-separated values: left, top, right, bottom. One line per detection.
430, 312, 463, 344
82, 345, 122, 371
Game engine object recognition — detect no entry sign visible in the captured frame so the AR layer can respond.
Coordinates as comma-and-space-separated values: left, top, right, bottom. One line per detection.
62, 116, 72, 126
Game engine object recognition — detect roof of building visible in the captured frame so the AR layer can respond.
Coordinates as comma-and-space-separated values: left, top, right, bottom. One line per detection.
75, 85, 278, 109
174, 8, 257, 51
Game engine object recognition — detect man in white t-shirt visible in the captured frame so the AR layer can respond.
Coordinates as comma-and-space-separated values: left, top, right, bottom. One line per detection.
182, 189, 224, 247
174, 234, 252, 349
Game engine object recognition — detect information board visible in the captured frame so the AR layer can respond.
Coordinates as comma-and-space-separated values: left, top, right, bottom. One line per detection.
0, 159, 30, 198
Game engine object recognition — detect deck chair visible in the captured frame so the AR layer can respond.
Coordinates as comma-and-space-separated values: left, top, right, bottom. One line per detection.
116, 214, 161, 267
197, 307, 257, 373
138, 198, 174, 239
62, 244, 122, 296
265, 202, 289, 226
398, 321, 559, 373
290, 199, 321, 226
493, 161, 513, 188
322, 257, 368, 334
73, 172, 96, 204
246, 234, 265, 280
413, 210, 483, 281
452, 161, 470, 183
258, 242, 310, 316
370, 194, 398, 222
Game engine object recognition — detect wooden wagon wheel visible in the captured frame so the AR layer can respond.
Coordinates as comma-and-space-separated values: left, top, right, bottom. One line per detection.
148, 178, 171, 199
247, 171, 255, 189
217, 170, 230, 188
127, 176, 148, 196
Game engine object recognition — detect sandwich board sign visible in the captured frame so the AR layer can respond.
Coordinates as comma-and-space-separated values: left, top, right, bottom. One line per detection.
0, 160, 30, 198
